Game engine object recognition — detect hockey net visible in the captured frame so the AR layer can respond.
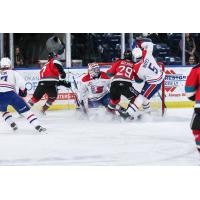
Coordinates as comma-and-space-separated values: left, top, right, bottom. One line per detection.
97, 62, 166, 116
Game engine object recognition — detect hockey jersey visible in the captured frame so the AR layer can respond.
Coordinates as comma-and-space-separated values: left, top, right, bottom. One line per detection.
134, 42, 165, 84
106, 59, 136, 82
0, 69, 26, 92
40, 58, 64, 81
79, 72, 110, 102
185, 64, 200, 103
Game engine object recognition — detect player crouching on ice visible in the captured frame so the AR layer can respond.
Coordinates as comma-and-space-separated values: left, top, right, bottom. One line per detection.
123, 42, 165, 119
78, 63, 111, 114
0, 57, 46, 133
28, 36, 71, 114
185, 64, 200, 154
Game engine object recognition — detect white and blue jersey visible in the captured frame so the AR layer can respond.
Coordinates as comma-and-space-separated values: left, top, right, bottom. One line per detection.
0, 69, 30, 113
79, 72, 111, 109
133, 42, 165, 99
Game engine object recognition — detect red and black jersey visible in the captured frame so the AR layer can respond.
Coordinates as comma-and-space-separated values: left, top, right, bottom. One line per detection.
185, 64, 200, 102
106, 59, 137, 82
40, 58, 66, 81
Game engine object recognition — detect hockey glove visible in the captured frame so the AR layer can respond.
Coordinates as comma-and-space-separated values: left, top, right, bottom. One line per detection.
188, 95, 196, 101
60, 72, 66, 79
58, 80, 71, 88
19, 88, 27, 97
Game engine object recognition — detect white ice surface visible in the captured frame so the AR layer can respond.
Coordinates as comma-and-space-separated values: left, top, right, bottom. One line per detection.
0, 108, 199, 166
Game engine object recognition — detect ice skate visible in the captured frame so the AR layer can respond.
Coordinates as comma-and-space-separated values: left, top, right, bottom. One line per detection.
10, 122, 18, 131
35, 125, 47, 133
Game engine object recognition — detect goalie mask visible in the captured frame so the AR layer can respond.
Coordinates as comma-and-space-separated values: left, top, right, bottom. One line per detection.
88, 63, 100, 79
132, 48, 142, 63
0, 57, 12, 69
46, 36, 65, 58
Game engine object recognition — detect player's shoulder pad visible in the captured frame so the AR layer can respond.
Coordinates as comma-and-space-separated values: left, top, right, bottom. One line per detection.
53, 59, 63, 66
81, 73, 91, 82
100, 71, 110, 79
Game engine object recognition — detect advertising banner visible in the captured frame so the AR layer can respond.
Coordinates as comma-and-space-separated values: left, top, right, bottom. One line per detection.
16, 65, 194, 110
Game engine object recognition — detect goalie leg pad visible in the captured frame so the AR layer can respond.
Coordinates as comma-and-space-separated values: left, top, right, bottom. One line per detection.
101, 93, 110, 107
190, 112, 200, 130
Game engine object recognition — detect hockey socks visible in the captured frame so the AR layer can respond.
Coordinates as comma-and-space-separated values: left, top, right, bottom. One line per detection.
192, 130, 200, 153
28, 97, 39, 106
22, 110, 46, 133
2, 112, 18, 131
142, 102, 151, 113
126, 103, 139, 116
107, 99, 120, 113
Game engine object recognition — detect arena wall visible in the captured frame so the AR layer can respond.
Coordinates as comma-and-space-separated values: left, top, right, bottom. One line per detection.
11, 66, 194, 111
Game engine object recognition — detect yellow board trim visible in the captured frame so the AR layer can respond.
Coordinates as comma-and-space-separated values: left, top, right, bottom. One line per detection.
165, 101, 194, 108
7, 101, 194, 112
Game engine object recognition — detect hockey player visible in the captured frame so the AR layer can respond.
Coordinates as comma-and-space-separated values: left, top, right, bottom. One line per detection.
78, 63, 110, 112
124, 42, 165, 119
185, 64, 200, 153
106, 50, 140, 115
0, 57, 46, 132
28, 36, 71, 114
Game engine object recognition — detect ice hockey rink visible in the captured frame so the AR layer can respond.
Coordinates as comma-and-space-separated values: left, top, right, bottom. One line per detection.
0, 108, 199, 166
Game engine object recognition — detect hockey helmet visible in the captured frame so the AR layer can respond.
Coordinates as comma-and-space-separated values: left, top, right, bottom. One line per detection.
0, 57, 12, 69
123, 50, 133, 60
88, 63, 100, 78
132, 47, 142, 63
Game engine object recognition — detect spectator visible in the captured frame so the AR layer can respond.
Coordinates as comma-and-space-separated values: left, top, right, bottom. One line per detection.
188, 55, 197, 65
14, 47, 24, 67
179, 33, 197, 63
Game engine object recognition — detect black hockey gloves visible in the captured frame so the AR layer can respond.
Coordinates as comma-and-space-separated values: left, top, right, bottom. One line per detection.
19, 88, 27, 97
58, 80, 71, 88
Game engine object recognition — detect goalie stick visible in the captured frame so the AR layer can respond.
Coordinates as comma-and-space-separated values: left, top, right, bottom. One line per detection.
72, 76, 88, 115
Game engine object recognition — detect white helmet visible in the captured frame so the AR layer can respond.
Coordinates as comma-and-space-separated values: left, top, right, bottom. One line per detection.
88, 63, 100, 78
132, 48, 142, 63
0, 57, 12, 69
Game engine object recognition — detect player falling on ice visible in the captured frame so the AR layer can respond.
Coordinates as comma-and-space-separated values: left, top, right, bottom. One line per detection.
0, 57, 46, 133
123, 42, 165, 119
106, 50, 141, 116
78, 63, 110, 113
28, 36, 71, 114
185, 64, 200, 154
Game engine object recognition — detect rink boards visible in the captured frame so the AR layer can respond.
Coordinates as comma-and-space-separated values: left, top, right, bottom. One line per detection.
9, 65, 194, 111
